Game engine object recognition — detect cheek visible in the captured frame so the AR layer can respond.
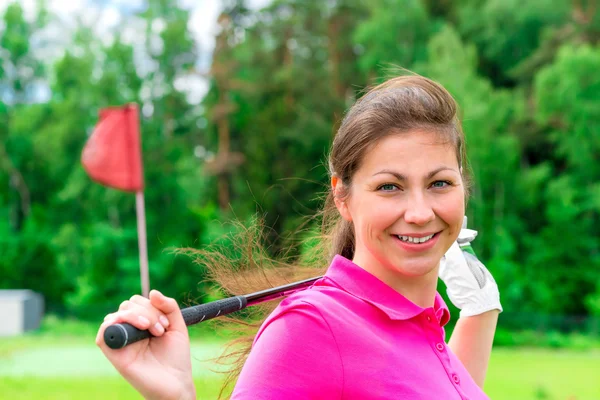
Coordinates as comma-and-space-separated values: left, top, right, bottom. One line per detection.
434, 192, 465, 227
372, 204, 401, 238
353, 198, 399, 236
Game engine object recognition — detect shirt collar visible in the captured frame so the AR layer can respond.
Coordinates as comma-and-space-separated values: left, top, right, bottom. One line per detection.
321, 255, 450, 327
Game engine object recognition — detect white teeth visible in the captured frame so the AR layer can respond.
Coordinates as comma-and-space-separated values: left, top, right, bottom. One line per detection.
397, 234, 434, 244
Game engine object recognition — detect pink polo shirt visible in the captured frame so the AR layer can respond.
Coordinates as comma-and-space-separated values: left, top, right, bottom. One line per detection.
231, 255, 490, 399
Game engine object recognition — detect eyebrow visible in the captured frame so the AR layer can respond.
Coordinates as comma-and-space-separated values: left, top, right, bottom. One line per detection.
373, 167, 457, 180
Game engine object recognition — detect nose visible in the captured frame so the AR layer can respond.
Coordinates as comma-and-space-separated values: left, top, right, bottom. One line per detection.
403, 191, 435, 226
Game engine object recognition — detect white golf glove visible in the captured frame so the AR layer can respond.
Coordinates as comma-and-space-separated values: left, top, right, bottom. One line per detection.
438, 217, 503, 318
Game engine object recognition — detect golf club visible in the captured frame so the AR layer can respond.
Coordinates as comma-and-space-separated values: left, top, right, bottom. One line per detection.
104, 275, 322, 349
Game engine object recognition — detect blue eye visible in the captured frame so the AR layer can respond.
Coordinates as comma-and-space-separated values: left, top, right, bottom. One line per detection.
431, 180, 451, 188
378, 183, 398, 191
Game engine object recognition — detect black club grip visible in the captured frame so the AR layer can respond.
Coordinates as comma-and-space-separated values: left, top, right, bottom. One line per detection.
104, 322, 150, 349
181, 295, 247, 324
103, 295, 248, 350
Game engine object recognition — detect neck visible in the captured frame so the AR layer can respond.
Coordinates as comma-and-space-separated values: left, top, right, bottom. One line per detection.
352, 255, 439, 309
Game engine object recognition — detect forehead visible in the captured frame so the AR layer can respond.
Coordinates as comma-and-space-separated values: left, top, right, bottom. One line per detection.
359, 131, 459, 174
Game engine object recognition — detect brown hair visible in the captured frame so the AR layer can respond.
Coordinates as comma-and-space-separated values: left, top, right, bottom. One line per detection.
187, 73, 471, 398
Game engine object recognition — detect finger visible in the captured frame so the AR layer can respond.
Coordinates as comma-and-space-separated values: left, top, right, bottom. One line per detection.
122, 302, 167, 336
129, 294, 151, 306
129, 294, 169, 329
118, 300, 133, 311
457, 228, 477, 243
149, 290, 187, 333
102, 306, 165, 340
117, 299, 162, 330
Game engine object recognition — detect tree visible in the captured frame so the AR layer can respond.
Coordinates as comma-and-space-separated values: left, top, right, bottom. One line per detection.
532, 44, 600, 314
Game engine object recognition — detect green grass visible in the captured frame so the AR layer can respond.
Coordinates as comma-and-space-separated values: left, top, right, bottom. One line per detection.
1, 347, 598, 399
485, 348, 600, 399
0, 377, 226, 400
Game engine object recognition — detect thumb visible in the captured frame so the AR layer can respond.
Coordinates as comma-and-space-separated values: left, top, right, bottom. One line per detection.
445, 241, 464, 261
439, 242, 464, 279
149, 290, 187, 333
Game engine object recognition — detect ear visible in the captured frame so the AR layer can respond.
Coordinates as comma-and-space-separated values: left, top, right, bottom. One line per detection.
331, 176, 352, 222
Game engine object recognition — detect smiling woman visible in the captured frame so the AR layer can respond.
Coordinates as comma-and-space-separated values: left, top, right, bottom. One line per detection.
96, 73, 502, 400
334, 131, 465, 306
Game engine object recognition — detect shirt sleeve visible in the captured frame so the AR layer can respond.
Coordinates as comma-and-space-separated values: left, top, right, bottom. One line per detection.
230, 300, 344, 400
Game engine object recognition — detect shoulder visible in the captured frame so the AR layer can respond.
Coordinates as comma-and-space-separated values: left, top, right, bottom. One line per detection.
256, 279, 353, 339
281, 281, 346, 312
234, 284, 345, 398
254, 289, 333, 345
285, 276, 362, 313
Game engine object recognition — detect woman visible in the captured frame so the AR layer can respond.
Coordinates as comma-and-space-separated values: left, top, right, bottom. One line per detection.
97, 74, 502, 399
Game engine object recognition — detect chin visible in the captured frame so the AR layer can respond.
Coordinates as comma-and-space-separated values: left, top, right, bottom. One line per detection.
389, 258, 440, 278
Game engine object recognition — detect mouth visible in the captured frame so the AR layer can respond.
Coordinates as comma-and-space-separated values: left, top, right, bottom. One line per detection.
395, 232, 438, 244
391, 231, 441, 251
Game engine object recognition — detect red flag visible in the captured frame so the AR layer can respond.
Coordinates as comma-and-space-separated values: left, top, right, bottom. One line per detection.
82, 104, 144, 192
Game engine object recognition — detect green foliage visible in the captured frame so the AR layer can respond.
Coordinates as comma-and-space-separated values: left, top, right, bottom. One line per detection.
0, 1, 220, 318
529, 44, 600, 314
456, 0, 571, 83
0, 0, 599, 325
354, 0, 430, 75
493, 328, 600, 350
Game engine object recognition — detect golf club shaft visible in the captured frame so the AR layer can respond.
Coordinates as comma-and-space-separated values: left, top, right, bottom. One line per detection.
104, 276, 322, 349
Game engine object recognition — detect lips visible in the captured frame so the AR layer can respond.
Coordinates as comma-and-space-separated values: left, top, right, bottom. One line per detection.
392, 232, 440, 252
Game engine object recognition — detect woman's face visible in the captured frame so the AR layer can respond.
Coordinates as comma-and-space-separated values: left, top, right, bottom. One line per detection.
333, 130, 465, 280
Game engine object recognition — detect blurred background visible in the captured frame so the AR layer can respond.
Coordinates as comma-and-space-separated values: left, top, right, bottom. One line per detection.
0, 0, 599, 398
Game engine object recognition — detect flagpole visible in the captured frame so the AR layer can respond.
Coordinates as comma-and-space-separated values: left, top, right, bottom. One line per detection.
135, 190, 150, 297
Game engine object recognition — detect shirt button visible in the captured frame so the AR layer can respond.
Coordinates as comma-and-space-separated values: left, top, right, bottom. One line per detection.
426, 316, 431, 322
452, 374, 460, 384
436, 343, 444, 352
